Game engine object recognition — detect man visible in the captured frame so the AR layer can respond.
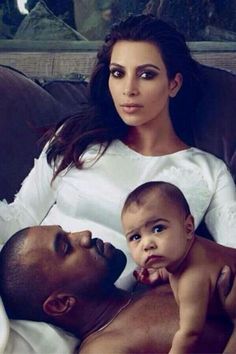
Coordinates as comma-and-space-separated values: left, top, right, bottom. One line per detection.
0, 225, 234, 353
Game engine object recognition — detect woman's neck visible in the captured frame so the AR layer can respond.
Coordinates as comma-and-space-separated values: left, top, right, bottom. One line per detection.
123, 117, 188, 156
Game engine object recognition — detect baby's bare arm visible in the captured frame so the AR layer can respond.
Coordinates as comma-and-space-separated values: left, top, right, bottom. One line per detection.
169, 270, 211, 354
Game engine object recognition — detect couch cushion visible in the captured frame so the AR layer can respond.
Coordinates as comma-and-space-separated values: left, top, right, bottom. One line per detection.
38, 77, 88, 112
14, 0, 86, 41
0, 65, 89, 201
194, 65, 236, 181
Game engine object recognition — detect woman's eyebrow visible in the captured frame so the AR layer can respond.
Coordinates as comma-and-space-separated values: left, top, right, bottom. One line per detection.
109, 63, 124, 68
137, 64, 160, 71
109, 63, 160, 71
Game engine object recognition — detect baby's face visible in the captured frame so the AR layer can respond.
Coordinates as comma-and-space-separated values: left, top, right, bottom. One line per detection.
122, 193, 194, 273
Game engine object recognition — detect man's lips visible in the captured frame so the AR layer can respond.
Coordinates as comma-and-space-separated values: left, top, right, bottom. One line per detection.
94, 238, 115, 256
145, 255, 163, 268
94, 238, 104, 255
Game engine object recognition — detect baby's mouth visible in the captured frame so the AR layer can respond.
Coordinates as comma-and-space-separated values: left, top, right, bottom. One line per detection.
145, 255, 163, 268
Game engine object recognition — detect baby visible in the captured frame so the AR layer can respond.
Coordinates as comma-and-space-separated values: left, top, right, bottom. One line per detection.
121, 181, 236, 354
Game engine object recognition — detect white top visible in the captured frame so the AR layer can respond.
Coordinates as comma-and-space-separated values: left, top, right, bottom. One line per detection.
0, 140, 235, 278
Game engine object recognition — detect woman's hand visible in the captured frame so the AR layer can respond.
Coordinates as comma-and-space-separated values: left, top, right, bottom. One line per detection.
133, 266, 169, 286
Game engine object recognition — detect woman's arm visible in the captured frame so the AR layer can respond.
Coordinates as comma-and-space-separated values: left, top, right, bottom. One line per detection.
205, 162, 236, 247
0, 148, 57, 243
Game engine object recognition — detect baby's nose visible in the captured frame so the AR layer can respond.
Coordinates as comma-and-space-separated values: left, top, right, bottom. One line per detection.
143, 239, 157, 251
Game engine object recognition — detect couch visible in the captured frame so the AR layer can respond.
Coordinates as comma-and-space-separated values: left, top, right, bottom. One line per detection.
0, 62, 235, 353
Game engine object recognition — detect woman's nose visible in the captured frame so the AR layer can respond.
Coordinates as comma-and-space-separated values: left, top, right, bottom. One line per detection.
70, 230, 92, 248
123, 77, 139, 96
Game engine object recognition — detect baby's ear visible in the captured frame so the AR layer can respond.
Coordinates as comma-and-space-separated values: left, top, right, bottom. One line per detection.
185, 214, 195, 238
43, 292, 76, 317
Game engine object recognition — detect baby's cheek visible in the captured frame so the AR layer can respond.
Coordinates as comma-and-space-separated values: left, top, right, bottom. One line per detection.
131, 248, 141, 265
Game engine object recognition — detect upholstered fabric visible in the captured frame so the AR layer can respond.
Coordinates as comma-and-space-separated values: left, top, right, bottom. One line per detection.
194, 65, 236, 181
0, 65, 88, 202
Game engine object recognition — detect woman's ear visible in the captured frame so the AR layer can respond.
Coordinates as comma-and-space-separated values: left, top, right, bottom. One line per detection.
169, 73, 183, 98
43, 292, 77, 317
185, 214, 195, 239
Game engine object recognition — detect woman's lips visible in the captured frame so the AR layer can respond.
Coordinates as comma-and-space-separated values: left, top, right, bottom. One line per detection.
120, 104, 143, 114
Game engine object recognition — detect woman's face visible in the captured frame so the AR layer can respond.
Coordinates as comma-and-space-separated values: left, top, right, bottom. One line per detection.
108, 40, 182, 128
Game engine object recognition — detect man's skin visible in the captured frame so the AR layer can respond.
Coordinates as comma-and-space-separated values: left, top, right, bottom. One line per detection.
79, 284, 231, 354
2, 226, 234, 354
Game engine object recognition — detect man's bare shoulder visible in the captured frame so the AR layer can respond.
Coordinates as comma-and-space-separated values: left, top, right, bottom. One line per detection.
79, 330, 129, 354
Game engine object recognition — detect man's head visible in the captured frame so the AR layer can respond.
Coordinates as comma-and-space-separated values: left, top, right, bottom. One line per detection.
0, 226, 126, 324
121, 181, 194, 272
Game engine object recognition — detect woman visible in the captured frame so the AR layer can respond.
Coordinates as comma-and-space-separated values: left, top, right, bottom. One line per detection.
0, 14, 235, 281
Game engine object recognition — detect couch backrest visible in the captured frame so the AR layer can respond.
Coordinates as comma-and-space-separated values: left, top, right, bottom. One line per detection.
194, 65, 236, 180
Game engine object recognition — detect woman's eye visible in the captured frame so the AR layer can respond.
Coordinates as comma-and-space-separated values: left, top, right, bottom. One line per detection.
140, 71, 157, 80
110, 68, 124, 78
153, 225, 165, 233
129, 234, 141, 242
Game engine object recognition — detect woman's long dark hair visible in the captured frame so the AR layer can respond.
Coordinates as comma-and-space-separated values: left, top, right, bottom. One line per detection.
47, 14, 201, 179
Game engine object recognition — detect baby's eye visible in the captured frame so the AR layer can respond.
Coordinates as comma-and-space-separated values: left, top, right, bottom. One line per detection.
129, 234, 141, 242
152, 225, 165, 233
110, 68, 124, 78
139, 71, 157, 80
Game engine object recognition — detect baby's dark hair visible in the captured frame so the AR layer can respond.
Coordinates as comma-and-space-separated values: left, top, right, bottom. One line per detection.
122, 181, 191, 216
0, 227, 50, 322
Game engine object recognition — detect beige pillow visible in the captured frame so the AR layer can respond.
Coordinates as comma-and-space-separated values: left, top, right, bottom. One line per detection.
14, 0, 87, 40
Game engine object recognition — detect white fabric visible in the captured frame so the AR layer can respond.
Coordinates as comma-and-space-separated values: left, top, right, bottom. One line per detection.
0, 140, 235, 353
0, 298, 9, 354
0, 296, 78, 354
0, 140, 235, 269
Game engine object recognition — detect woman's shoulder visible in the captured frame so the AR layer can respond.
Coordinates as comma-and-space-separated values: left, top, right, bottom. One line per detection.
187, 147, 227, 168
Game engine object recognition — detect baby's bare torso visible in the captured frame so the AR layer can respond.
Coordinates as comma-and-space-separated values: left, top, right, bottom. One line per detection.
171, 236, 236, 300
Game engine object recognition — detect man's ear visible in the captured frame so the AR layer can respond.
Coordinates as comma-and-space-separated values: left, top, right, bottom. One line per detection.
185, 214, 195, 239
43, 292, 77, 317
169, 73, 183, 98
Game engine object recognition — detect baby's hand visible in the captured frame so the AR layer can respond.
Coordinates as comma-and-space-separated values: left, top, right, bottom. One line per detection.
133, 267, 169, 286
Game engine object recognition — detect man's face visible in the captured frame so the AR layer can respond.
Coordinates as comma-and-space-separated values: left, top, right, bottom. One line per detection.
22, 226, 126, 296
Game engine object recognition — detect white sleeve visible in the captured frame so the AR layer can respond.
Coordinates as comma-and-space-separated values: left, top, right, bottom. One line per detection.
205, 162, 236, 247
0, 150, 57, 244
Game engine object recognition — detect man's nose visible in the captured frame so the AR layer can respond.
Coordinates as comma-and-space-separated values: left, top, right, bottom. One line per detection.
70, 230, 92, 248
